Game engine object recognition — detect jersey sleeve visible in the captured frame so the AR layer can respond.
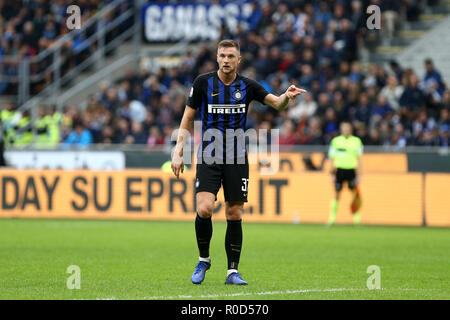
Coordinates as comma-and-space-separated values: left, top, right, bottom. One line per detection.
328, 139, 337, 158
247, 78, 270, 104
186, 76, 203, 110
356, 138, 363, 157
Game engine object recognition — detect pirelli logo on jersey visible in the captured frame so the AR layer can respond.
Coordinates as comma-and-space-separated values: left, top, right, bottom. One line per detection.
207, 104, 246, 114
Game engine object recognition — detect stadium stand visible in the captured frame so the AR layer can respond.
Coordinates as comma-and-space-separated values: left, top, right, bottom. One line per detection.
0, 0, 134, 97
1, 0, 449, 148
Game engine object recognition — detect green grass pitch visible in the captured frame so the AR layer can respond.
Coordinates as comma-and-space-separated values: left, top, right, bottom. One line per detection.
0, 218, 449, 300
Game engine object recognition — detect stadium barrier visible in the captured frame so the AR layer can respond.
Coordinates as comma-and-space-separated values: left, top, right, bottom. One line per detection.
7, 148, 450, 173
0, 169, 448, 227
245, 152, 408, 173
425, 174, 450, 227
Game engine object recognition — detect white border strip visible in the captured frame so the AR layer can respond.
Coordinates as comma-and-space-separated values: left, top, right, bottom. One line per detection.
94, 288, 431, 300
141, 288, 368, 300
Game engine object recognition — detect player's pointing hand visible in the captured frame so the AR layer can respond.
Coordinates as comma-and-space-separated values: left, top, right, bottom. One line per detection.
171, 152, 184, 179
285, 85, 307, 99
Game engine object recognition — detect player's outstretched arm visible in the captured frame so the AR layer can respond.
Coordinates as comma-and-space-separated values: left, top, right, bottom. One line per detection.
355, 139, 363, 184
171, 105, 196, 179
263, 85, 307, 111
355, 157, 362, 184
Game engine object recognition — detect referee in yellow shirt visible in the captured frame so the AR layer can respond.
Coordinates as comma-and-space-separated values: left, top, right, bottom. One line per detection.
328, 122, 363, 225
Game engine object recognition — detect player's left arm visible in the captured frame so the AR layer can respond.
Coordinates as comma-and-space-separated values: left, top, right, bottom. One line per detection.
355, 139, 364, 184
328, 139, 337, 182
263, 85, 307, 111
356, 158, 362, 183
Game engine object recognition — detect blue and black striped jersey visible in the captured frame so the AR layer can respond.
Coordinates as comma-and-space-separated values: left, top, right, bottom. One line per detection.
187, 71, 269, 163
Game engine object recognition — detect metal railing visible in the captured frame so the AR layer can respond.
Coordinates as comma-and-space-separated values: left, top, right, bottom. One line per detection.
0, 0, 137, 107
54, 39, 192, 112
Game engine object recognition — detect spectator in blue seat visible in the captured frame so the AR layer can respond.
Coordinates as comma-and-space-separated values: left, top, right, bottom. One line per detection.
323, 108, 339, 143
247, 2, 262, 30
421, 58, 446, 103
315, 2, 333, 29
129, 121, 147, 145
372, 94, 394, 119
439, 125, 449, 147
400, 73, 425, 111
42, 21, 58, 41
354, 92, 373, 125
438, 108, 449, 129
64, 121, 93, 147
113, 117, 130, 144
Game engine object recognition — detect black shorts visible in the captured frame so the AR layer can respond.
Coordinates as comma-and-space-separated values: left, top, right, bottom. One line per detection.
195, 161, 249, 202
335, 168, 356, 191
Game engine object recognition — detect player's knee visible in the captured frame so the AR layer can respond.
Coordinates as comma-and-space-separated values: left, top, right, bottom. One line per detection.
226, 203, 243, 220
226, 211, 241, 221
197, 202, 214, 218
334, 191, 341, 200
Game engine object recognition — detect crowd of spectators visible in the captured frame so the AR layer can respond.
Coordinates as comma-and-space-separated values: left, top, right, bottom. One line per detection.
2, 0, 449, 148
0, 0, 133, 96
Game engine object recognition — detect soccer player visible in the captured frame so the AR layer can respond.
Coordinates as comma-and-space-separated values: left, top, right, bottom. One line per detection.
171, 39, 306, 285
327, 122, 363, 226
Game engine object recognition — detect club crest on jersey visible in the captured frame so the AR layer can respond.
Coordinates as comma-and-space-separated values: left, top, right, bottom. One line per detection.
233, 90, 242, 101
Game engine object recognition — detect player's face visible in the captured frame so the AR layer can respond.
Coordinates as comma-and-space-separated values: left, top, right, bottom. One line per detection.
341, 123, 352, 136
217, 47, 241, 75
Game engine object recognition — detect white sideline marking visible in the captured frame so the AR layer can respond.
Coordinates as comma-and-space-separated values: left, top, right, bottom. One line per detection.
94, 288, 428, 300
142, 288, 369, 300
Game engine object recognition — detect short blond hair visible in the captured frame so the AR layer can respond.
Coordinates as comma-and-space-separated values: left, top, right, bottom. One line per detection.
217, 39, 240, 53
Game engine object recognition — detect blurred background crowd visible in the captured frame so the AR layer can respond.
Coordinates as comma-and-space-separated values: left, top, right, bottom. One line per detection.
1, 0, 449, 148
0, 0, 132, 96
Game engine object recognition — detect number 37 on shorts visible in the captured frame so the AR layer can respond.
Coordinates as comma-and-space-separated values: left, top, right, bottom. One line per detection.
241, 178, 249, 192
